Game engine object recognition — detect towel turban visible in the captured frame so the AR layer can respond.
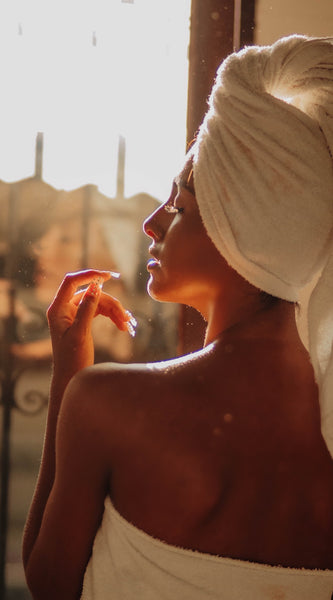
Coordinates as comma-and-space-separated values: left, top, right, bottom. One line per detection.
191, 35, 333, 457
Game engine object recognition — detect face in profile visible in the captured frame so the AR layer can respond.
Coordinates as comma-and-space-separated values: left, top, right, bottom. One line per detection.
143, 160, 230, 312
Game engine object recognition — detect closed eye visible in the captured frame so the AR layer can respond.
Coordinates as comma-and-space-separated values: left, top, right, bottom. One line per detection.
165, 204, 184, 214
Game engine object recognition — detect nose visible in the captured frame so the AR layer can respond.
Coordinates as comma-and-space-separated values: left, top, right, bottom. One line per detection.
143, 202, 171, 241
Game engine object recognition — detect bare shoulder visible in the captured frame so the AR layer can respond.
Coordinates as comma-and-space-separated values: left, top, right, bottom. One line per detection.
62, 349, 211, 448
68, 344, 216, 399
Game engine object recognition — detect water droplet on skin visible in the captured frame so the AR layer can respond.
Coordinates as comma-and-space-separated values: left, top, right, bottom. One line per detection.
213, 427, 223, 436
223, 413, 233, 424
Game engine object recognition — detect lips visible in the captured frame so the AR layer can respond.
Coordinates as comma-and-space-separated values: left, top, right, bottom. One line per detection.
147, 247, 161, 271
147, 258, 159, 270
147, 256, 161, 270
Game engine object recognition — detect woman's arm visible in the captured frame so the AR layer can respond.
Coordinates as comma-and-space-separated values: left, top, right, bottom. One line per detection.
24, 370, 113, 600
22, 269, 133, 598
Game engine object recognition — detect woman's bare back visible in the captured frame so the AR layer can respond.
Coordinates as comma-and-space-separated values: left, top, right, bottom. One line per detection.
82, 311, 333, 570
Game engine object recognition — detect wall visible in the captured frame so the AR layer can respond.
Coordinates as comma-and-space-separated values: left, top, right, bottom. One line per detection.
255, 0, 333, 45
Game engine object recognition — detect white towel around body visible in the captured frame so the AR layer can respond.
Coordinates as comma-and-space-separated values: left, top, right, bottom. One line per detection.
81, 496, 333, 600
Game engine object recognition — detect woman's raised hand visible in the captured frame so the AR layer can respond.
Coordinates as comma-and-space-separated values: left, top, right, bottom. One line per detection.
23, 269, 137, 584
47, 269, 136, 375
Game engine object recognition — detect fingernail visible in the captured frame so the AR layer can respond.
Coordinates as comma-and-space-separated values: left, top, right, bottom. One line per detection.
126, 321, 136, 337
126, 310, 137, 327
84, 277, 103, 298
125, 310, 137, 337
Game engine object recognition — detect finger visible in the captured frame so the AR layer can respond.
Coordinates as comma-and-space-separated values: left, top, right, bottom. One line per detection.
72, 277, 103, 331
72, 290, 136, 334
97, 293, 128, 320
96, 294, 137, 333
73, 291, 128, 321
52, 270, 113, 306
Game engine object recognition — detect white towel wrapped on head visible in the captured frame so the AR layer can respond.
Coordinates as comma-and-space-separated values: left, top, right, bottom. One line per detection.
191, 35, 333, 457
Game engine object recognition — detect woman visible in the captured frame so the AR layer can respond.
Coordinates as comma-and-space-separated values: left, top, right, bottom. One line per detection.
23, 35, 333, 599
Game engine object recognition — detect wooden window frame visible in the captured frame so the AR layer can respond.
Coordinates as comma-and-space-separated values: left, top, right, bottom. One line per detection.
179, 0, 255, 354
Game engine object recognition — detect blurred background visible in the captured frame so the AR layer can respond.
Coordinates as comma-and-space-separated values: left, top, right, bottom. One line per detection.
0, 0, 332, 598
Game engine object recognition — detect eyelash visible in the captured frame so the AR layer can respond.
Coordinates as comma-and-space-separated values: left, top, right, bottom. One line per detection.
165, 204, 184, 214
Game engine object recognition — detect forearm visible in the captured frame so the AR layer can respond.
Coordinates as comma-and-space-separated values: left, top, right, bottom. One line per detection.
22, 369, 68, 567
23, 366, 109, 600
22, 359, 89, 568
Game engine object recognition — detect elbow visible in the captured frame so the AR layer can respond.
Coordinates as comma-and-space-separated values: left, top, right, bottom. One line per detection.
25, 559, 48, 600
25, 556, 82, 600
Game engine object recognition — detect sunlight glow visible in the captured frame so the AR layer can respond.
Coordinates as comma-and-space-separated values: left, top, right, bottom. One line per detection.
0, 0, 191, 200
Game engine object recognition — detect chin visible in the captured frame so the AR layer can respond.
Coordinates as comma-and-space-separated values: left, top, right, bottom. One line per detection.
146, 278, 179, 304
147, 277, 162, 300
147, 284, 170, 303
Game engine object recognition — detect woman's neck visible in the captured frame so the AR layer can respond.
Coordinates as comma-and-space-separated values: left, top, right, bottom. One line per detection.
203, 295, 297, 348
